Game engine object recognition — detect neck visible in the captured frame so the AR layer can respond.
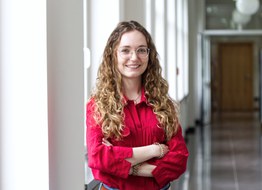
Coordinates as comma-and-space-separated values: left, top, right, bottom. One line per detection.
122, 79, 142, 101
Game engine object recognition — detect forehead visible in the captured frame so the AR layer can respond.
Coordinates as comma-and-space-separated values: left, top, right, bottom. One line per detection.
118, 30, 147, 47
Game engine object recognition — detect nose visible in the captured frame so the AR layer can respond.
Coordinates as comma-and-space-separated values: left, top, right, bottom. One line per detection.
130, 50, 138, 60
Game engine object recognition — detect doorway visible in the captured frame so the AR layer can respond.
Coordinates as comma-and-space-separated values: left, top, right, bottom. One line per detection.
212, 42, 254, 112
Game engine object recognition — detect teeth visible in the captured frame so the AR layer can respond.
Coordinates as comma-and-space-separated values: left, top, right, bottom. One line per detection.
126, 65, 140, 68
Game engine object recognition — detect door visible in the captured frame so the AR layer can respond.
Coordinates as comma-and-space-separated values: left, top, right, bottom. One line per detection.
218, 42, 253, 112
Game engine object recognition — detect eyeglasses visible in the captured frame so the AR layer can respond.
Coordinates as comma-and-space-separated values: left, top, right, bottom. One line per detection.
118, 47, 150, 59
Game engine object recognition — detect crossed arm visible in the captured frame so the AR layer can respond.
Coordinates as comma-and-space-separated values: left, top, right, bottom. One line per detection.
102, 138, 169, 177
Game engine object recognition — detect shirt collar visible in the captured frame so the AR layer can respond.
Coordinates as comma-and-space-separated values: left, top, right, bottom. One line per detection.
123, 86, 147, 105
140, 87, 147, 104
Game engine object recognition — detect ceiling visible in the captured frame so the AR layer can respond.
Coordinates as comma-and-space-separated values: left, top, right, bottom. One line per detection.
205, 0, 262, 29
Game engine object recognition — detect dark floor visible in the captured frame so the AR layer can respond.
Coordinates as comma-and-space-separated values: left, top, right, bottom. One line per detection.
187, 112, 262, 190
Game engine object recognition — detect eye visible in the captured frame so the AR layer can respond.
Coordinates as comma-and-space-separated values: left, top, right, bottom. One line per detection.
137, 47, 147, 54
119, 48, 130, 54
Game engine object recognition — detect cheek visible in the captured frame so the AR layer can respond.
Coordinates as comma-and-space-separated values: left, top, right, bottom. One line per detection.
117, 58, 124, 68
116, 54, 121, 67
142, 60, 149, 70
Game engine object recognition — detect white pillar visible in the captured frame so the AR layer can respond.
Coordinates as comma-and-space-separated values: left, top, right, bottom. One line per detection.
188, 0, 205, 126
47, 0, 85, 190
0, 0, 49, 190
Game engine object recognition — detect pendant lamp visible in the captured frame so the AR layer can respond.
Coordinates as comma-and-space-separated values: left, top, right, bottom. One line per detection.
232, 9, 251, 25
236, 0, 260, 15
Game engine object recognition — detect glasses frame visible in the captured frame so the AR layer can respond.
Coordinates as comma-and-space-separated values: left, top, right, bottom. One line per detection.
118, 47, 150, 60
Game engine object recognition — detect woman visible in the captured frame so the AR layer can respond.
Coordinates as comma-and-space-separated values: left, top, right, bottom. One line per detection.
86, 20, 189, 190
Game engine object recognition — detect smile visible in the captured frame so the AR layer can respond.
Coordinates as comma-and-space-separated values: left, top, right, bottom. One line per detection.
126, 64, 140, 69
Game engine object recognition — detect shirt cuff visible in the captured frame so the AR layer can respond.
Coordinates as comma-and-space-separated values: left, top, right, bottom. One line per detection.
151, 163, 169, 187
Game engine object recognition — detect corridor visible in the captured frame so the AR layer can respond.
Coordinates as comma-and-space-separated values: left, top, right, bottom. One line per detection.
187, 112, 262, 190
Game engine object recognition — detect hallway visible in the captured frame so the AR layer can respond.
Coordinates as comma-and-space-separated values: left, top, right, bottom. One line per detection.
187, 112, 262, 190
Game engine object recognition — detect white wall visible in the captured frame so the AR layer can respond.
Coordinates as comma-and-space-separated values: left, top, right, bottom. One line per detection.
120, 0, 146, 25
47, 0, 85, 189
0, 0, 49, 190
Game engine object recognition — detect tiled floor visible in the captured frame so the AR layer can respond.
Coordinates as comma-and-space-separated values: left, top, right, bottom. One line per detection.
187, 112, 262, 190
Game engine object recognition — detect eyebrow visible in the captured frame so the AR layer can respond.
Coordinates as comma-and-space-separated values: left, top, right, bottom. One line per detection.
118, 45, 147, 49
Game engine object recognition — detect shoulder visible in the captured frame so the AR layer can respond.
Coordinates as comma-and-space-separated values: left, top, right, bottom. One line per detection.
86, 97, 99, 127
86, 97, 97, 116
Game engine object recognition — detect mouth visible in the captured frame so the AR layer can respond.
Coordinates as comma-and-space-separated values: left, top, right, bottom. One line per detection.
125, 64, 141, 69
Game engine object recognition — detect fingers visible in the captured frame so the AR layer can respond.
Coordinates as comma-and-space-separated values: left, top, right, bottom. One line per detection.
160, 144, 169, 155
102, 138, 113, 146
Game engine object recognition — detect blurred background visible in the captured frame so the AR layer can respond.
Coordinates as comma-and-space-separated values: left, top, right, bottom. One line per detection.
0, 0, 262, 190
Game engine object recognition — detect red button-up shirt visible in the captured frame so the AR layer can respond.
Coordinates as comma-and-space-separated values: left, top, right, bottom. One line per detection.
86, 89, 189, 190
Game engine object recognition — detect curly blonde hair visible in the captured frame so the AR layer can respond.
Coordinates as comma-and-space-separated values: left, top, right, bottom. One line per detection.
90, 20, 180, 141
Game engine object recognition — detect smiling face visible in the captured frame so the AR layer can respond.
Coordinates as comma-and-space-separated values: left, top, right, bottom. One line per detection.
116, 30, 149, 81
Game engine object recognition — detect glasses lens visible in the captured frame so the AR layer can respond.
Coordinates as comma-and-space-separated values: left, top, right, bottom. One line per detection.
119, 48, 130, 59
119, 47, 150, 59
136, 47, 149, 58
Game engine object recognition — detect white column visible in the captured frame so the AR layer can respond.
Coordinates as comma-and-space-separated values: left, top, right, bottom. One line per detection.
89, 0, 120, 91
154, 0, 167, 77
0, 0, 49, 190
166, 0, 177, 100
187, 0, 204, 126
47, 0, 85, 190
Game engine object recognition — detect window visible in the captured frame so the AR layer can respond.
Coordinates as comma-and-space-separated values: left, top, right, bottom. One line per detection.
176, 0, 189, 100
84, 0, 121, 185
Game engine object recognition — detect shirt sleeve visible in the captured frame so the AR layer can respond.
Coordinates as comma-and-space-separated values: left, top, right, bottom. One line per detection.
86, 99, 133, 179
151, 125, 189, 187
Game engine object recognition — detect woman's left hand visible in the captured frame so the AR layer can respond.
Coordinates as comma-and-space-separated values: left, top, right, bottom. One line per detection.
102, 138, 113, 146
